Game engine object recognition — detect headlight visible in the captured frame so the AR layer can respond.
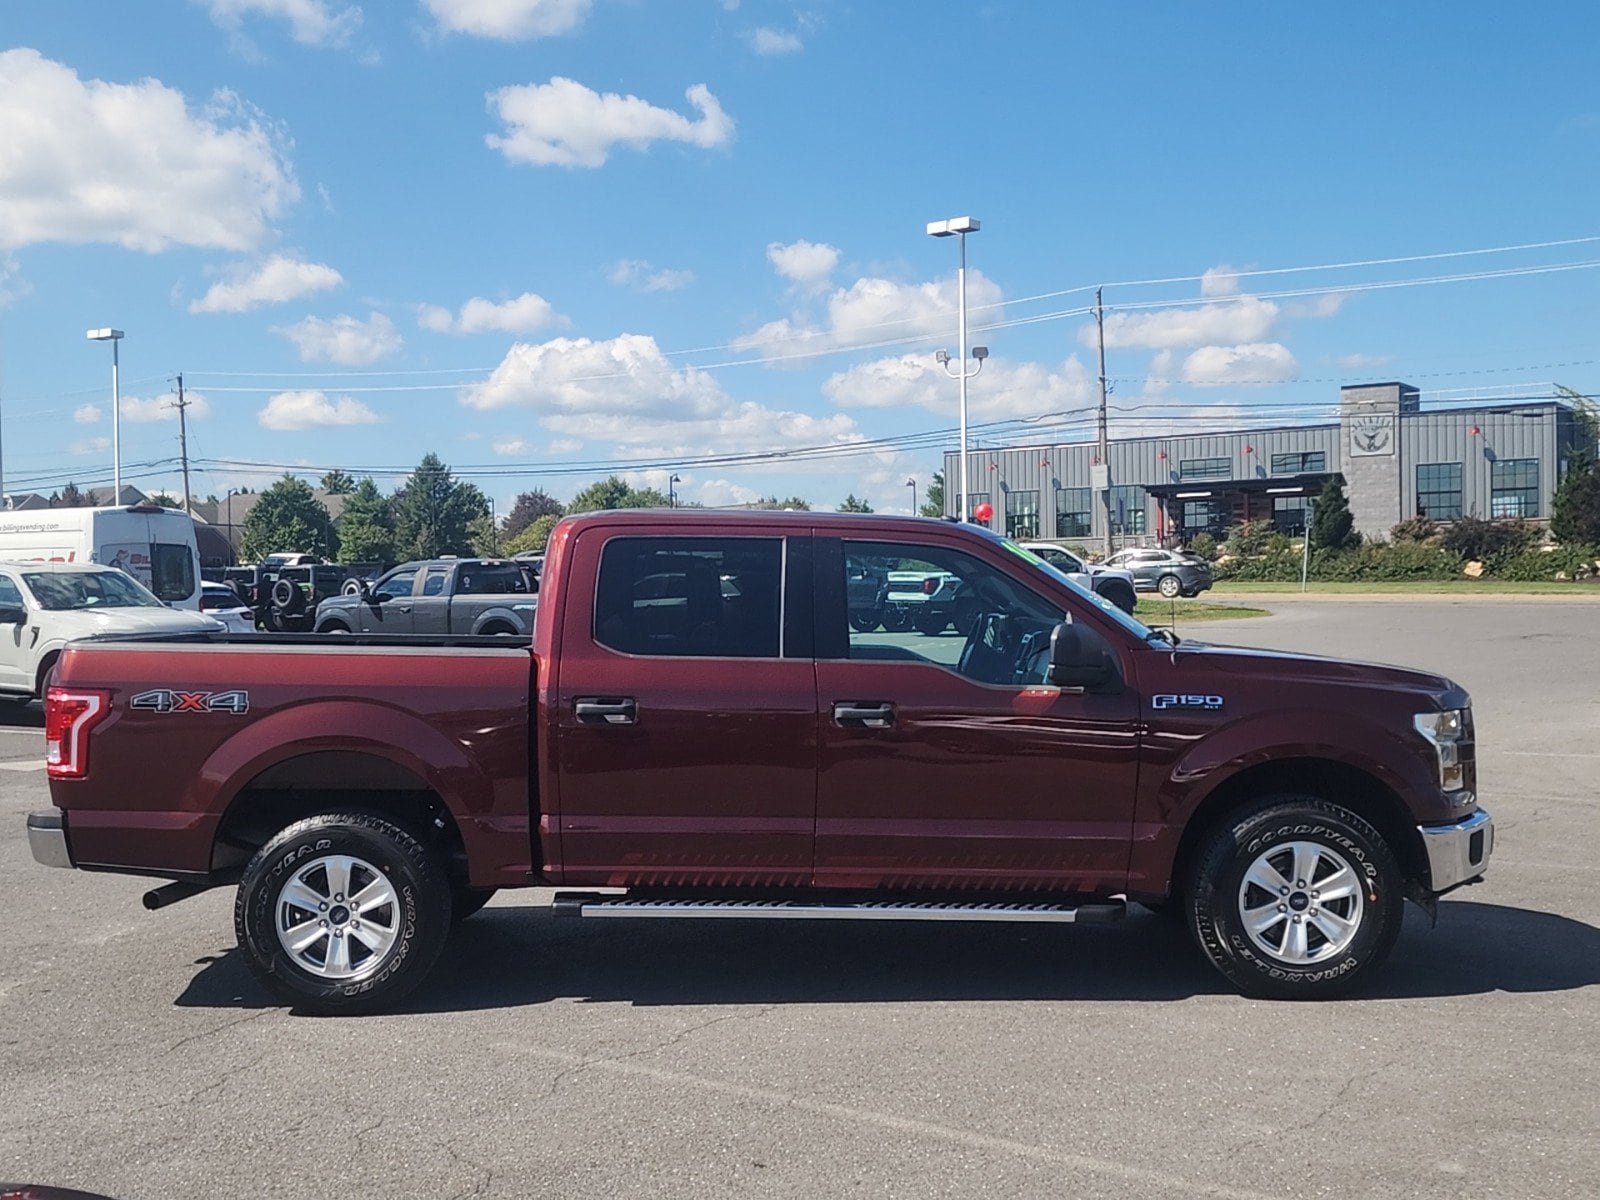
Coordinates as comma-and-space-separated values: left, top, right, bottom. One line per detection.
1414, 709, 1469, 792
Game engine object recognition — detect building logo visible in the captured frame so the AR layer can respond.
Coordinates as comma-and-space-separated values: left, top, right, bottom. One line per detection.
1349, 413, 1396, 457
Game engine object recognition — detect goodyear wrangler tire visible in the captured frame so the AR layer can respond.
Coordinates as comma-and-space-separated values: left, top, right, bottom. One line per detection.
235, 812, 451, 1015
1186, 797, 1403, 1000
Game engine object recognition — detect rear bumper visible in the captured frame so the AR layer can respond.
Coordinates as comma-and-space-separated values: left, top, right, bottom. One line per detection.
26, 810, 72, 869
1419, 808, 1493, 892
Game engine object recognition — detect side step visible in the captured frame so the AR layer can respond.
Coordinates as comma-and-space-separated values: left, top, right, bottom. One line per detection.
552, 894, 1125, 924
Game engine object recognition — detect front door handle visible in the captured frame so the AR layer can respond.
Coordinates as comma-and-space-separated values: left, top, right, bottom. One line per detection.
833, 702, 894, 729
575, 697, 638, 725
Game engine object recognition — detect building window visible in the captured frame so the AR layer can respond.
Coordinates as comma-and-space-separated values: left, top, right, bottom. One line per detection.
1110, 485, 1147, 535
1272, 495, 1310, 533
1181, 500, 1226, 539
1054, 487, 1092, 539
1179, 457, 1231, 481
1005, 490, 1040, 539
965, 492, 991, 524
1490, 459, 1539, 518
1416, 463, 1463, 520
1270, 451, 1327, 475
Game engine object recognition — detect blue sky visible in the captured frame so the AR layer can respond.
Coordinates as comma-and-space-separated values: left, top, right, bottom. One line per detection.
1, 0, 1597, 513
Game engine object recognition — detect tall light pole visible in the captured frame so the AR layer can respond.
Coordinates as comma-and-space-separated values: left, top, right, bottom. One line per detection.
86, 328, 124, 503
926, 217, 985, 520
906, 477, 917, 515
669, 474, 681, 508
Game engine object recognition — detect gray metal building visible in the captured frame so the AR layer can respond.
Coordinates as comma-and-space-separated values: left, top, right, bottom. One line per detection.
942, 383, 1587, 545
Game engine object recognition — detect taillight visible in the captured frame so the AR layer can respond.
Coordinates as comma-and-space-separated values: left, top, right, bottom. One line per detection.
45, 688, 111, 779
921, 578, 939, 594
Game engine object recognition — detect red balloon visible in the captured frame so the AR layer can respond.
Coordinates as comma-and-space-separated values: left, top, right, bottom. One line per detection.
973, 502, 994, 522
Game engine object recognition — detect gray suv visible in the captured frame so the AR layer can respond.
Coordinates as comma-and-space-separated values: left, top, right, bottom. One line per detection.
1104, 548, 1214, 598
313, 558, 537, 635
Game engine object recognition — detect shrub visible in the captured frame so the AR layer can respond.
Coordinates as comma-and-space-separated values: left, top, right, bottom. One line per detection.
1310, 478, 1359, 551
1390, 516, 1438, 543
1222, 520, 1273, 558
1552, 451, 1600, 546
1188, 532, 1219, 561
1316, 540, 1462, 581
1438, 518, 1539, 562
1487, 543, 1600, 582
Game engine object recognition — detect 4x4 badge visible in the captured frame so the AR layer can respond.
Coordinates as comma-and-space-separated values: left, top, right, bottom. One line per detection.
130, 689, 250, 715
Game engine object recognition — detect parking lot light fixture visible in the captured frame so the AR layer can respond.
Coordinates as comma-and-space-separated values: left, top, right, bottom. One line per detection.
669, 474, 681, 508
86, 328, 125, 501
926, 217, 982, 521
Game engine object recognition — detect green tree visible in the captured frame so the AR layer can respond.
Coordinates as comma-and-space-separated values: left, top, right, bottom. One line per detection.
504, 513, 562, 556
319, 469, 356, 495
58, 482, 87, 508
391, 453, 489, 559
1555, 385, 1600, 452
148, 492, 183, 509
920, 471, 944, 518
469, 512, 502, 557
567, 475, 671, 513
1552, 449, 1600, 546
750, 495, 811, 510
502, 489, 565, 539
838, 493, 874, 513
335, 478, 396, 565
1309, 477, 1358, 551
240, 475, 338, 561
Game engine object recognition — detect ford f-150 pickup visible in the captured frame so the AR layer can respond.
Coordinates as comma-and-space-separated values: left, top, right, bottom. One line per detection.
27, 510, 1493, 1013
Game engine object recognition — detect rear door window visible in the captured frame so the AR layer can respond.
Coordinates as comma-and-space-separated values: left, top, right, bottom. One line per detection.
594, 537, 783, 658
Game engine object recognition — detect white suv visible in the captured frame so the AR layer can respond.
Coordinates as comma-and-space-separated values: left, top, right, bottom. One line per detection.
1015, 542, 1139, 614
0, 562, 222, 701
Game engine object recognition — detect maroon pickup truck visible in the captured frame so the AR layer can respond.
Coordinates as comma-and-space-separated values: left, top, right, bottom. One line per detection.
27, 510, 1493, 1012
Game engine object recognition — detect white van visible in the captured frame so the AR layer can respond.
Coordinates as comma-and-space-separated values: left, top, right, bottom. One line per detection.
0, 505, 201, 609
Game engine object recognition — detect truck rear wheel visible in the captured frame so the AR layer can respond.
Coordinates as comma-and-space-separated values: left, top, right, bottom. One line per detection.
235, 812, 452, 1014
1185, 797, 1403, 999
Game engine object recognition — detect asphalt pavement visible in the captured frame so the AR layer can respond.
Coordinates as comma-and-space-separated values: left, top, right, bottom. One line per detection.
2, 601, 1598, 1199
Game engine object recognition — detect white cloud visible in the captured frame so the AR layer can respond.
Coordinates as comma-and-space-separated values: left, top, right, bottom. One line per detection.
121, 391, 215, 423
734, 270, 1004, 362
423, 0, 590, 39
0, 50, 298, 253
1200, 265, 1243, 298
486, 78, 734, 168
0, 254, 27, 308
198, 0, 362, 47
607, 259, 694, 293
493, 436, 529, 456
767, 240, 838, 290
1087, 295, 1279, 351
190, 255, 343, 313
748, 28, 803, 55
1337, 352, 1393, 370
1286, 291, 1348, 319
460, 333, 861, 457
417, 292, 564, 335
547, 437, 583, 454
258, 390, 382, 430
74, 404, 103, 425
274, 312, 402, 364
70, 437, 112, 456
1180, 343, 1299, 387
824, 353, 1095, 420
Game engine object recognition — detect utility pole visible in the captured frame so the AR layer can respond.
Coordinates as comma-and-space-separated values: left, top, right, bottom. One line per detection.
1095, 287, 1113, 557
171, 373, 193, 514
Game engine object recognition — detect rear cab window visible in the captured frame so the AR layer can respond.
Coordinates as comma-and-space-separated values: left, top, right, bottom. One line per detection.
593, 537, 784, 658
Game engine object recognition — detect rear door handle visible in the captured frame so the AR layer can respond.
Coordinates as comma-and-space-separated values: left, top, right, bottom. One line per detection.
833, 702, 894, 729
575, 697, 638, 725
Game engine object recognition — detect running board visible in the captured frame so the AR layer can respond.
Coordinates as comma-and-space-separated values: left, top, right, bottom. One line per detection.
551, 894, 1125, 924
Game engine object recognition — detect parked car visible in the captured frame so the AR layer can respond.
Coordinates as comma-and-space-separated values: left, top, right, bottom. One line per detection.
313, 557, 537, 635
0, 561, 221, 700
198, 582, 256, 633
1016, 541, 1139, 614
230, 563, 352, 632
1105, 547, 1215, 598
30, 510, 1492, 1013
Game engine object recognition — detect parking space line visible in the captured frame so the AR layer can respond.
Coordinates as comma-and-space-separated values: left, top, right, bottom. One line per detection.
0, 760, 43, 772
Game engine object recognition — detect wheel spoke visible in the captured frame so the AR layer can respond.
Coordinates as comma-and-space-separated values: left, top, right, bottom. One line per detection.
350, 877, 395, 912
1280, 918, 1310, 962
1244, 859, 1292, 896
1291, 843, 1321, 890
1316, 866, 1361, 903
324, 931, 351, 975
322, 856, 353, 902
282, 917, 326, 955
1244, 904, 1285, 937
280, 879, 326, 914
1310, 908, 1357, 946
349, 921, 396, 958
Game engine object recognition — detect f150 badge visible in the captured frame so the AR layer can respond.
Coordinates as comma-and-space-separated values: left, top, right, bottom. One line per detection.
1152, 693, 1224, 710
130, 689, 250, 714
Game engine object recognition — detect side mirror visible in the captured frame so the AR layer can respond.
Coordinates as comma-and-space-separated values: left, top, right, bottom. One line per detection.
1047, 621, 1118, 690
0, 603, 24, 625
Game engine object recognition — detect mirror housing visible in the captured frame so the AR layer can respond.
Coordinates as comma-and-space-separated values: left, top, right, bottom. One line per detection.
1047, 621, 1118, 690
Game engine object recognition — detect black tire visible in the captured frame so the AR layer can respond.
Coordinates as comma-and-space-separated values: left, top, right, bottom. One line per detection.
952, 597, 981, 636
451, 883, 498, 925
235, 811, 452, 1015
477, 623, 517, 636
1157, 574, 1183, 599
318, 620, 352, 634
914, 611, 949, 636
881, 607, 912, 632
1101, 582, 1137, 614
341, 579, 365, 597
848, 610, 882, 634
1185, 796, 1403, 1000
271, 578, 307, 615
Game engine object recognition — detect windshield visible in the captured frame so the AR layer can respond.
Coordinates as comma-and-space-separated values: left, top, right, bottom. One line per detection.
23, 570, 167, 611
1001, 538, 1154, 639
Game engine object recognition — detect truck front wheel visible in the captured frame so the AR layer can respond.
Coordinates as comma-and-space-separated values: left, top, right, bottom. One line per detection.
235, 812, 452, 1014
1186, 797, 1403, 999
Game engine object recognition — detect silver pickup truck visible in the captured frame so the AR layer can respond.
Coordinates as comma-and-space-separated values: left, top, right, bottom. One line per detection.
312, 557, 536, 635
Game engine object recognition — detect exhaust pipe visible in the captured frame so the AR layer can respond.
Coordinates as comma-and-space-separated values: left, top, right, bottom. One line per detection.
142, 881, 213, 911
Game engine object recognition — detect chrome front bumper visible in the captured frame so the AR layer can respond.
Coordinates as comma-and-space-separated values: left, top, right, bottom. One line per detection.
26, 810, 72, 869
1418, 809, 1493, 892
